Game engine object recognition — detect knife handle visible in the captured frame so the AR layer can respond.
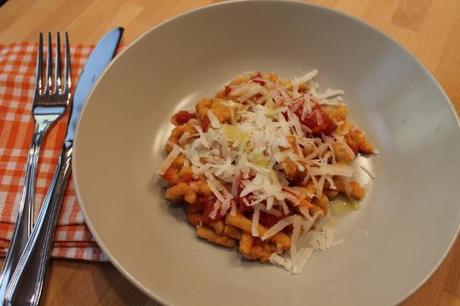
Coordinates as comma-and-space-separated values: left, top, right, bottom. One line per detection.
4, 144, 73, 306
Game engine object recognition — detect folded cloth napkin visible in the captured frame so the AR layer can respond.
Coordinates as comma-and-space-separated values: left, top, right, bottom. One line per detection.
0, 42, 108, 261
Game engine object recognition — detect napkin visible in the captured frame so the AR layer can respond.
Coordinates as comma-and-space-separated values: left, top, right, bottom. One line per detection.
0, 42, 108, 261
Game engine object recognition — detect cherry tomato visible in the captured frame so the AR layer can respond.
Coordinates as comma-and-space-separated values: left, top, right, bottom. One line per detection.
259, 212, 281, 228
173, 110, 195, 125
200, 195, 223, 224
294, 103, 336, 135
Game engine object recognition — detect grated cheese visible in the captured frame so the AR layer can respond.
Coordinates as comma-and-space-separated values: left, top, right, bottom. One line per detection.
252, 205, 261, 237
315, 88, 345, 99
178, 132, 191, 145
261, 216, 295, 241
158, 144, 184, 175
194, 125, 209, 148
209, 200, 221, 219
207, 110, 221, 129
290, 216, 302, 260
207, 178, 226, 203
292, 247, 314, 274
269, 253, 292, 271
360, 164, 375, 179
296, 69, 318, 85
164, 71, 375, 274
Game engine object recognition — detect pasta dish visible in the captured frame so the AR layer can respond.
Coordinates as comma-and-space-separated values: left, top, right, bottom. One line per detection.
159, 71, 375, 273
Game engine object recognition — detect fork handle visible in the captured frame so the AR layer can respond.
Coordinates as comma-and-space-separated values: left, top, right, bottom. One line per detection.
0, 125, 45, 303
4, 144, 72, 306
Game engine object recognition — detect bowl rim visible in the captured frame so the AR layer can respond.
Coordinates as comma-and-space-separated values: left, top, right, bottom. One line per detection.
72, 1, 460, 305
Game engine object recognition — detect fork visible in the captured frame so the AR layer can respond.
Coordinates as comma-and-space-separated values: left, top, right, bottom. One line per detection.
0, 32, 71, 301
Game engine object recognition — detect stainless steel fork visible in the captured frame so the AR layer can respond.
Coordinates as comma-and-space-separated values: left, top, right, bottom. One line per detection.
0, 32, 71, 301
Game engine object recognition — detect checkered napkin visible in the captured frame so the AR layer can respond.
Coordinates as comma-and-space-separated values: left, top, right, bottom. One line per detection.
0, 42, 108, 261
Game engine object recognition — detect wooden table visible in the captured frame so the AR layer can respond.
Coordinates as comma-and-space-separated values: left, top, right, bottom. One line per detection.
1, 0, 459, 305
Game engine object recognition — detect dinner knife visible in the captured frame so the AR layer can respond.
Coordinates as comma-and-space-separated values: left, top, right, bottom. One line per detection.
4, 27, 123, 306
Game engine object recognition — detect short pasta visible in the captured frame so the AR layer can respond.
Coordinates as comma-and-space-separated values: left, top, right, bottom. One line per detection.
159, 71, 375, 272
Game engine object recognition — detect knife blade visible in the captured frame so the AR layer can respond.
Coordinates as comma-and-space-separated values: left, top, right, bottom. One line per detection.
4, 27, 123, 306
66, 27, 123, 145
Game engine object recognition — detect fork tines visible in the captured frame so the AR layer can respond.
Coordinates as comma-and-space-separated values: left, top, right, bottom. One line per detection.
35, 32, 71, 106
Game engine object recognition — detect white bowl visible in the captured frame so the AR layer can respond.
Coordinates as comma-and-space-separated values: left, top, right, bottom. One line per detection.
73, 1, 460, 305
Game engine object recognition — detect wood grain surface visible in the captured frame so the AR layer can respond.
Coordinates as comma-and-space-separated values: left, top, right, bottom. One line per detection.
1, 0, 460, 305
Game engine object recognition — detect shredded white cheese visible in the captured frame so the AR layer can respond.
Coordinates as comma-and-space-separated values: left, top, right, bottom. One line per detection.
261, 216, 295, 241
360, 164, 375, 179
251, 205, 261, 237
315, 88, 345, 99
207, 178, 226, 203
158, 145, 184, 175
164, 71, 375, 274
209, 200, 221, 219
207, 110, 221, 129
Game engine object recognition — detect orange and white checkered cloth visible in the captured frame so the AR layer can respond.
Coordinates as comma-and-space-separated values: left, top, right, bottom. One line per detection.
0, 42, 108, 261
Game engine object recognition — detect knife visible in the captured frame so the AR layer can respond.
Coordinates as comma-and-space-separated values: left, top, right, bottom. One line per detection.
4, 27, 123, 306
